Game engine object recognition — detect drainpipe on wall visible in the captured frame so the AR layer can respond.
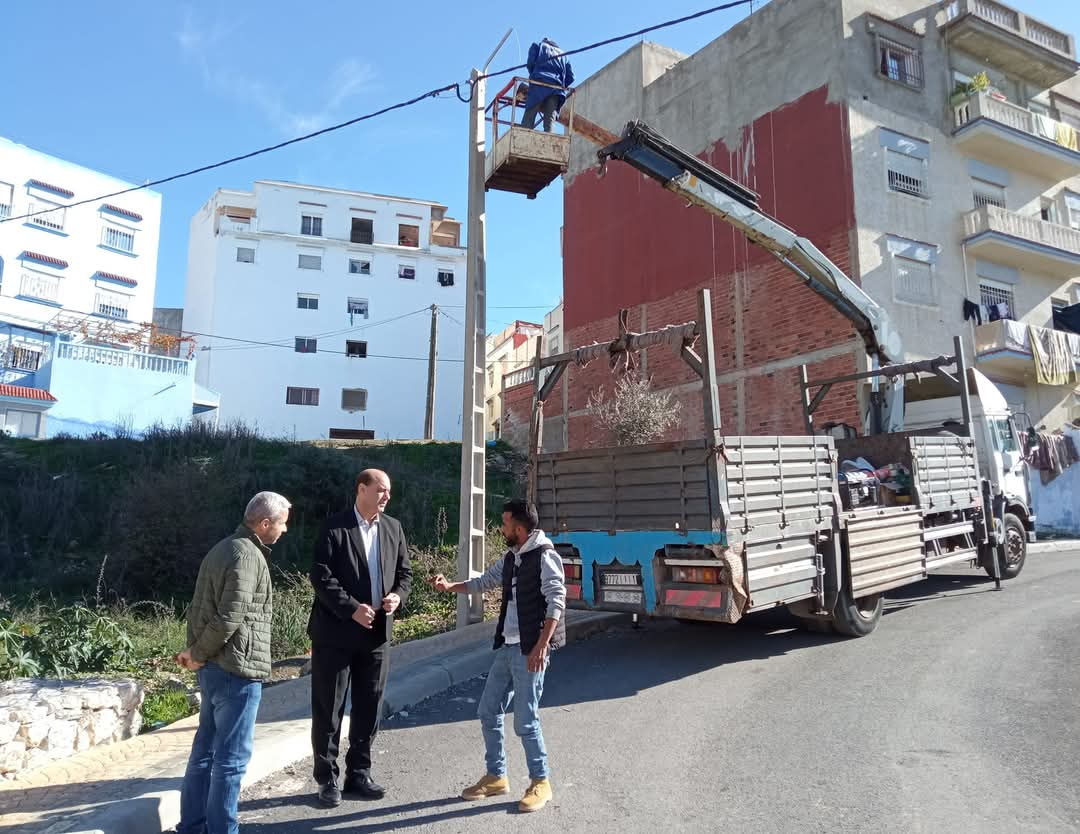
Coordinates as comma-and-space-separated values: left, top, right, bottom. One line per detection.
961, 241, 977, 364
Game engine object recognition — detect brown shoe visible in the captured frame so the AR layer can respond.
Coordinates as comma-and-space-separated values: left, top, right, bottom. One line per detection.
518, 778, 552, 812
461, 774, 510, 800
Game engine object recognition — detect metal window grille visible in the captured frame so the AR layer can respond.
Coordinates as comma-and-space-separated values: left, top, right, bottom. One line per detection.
877, 36, 924, 90
979, 281, 1015, 317
886, 150, 927, 198
894, 257, 935, 305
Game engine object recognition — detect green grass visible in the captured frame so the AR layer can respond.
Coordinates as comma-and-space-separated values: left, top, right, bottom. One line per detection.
141, 688, 196, 728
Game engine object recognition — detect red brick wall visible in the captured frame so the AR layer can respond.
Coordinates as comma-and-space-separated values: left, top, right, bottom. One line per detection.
559, 86, 862, 448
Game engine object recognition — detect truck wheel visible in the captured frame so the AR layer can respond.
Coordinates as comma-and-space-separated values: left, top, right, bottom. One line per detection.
832, 588, 882, 638
984, 513, 1027, 580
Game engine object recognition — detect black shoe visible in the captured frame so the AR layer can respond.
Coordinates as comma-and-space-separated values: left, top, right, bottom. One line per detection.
343, 772, 385, 800
317, 781, 342, 807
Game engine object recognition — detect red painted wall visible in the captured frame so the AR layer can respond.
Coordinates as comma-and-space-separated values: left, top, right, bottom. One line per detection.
557, 85, 862, 447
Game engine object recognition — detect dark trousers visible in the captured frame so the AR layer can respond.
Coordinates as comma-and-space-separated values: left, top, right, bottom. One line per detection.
310, 642, 389, 785
522, 94, 559, 132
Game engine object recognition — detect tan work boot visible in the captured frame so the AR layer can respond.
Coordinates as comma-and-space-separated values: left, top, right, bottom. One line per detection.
461, 774, 510, 800
518, 778, 552, 813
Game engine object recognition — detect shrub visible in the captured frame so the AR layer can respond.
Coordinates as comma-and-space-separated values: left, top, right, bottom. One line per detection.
0, 605, 133, 680
142, 688, 196, 728
271, 571, 313, 659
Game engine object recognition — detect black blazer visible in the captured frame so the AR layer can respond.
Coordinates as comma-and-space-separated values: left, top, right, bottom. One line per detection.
307, 508, 413, 648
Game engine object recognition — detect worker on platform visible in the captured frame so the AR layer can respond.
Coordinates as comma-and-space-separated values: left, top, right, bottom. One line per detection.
520, 38, 574, 133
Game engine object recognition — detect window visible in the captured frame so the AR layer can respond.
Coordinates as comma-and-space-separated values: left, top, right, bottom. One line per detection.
990, 417, 1018, 453
341, 388, 368, 411
437, 269, 455, 287
979, 280, 1015, 319
894, 258, 934, 306
398, 265, 416, 280
888, 235, 937, 307
351, 217, 374, 245
880, 129, 928, 199
300, 214, 323, 236
1040, 200, 1059, 224
1065, 192, 1080, 230
972, 179, 1006, 210
329, 428, 375, 440
548, 335, 560, 355
236, 246, 255, 263
0, 181, 12, 219
286, 386, 320, 406
886, 150, 927, 197
398, 224, 420, 247
297, 293, 319, 310
347, 297, 369, 318
5, 343, 43, 371
28, 200, 65, 232
1, 409, 40, 438
349, 259, 371, 275
102, 224, 135, 253
298, 253, 322, 270
346, 340, 368, 358
95, 290, 129, 319
877, 36, 924, 90
295, 337, 317, 353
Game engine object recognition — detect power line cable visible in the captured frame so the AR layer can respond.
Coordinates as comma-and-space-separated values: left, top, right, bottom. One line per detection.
1, 1, 753, 225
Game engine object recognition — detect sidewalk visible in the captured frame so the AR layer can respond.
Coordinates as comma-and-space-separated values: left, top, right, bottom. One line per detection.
1029, 539, 1080, 554
0, 611, 624, 834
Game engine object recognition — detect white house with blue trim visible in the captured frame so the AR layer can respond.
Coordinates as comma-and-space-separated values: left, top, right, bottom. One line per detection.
0, 136, 203, 437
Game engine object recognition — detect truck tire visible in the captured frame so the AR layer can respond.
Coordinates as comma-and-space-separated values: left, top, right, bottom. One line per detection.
832, 587, 882, 637
984, 512, 1027, 580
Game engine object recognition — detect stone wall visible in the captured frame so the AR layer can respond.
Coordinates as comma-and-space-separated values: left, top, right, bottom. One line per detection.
0, 678, 144, 779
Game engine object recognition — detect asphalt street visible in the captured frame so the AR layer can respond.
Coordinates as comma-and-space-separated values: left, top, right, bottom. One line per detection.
238, 550, 1080, 833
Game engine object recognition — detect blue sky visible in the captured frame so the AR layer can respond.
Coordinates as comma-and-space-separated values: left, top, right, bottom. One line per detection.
2, 0, 1077, 335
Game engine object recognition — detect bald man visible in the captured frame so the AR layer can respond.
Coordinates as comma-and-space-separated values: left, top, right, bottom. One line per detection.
308, 469, 413, 806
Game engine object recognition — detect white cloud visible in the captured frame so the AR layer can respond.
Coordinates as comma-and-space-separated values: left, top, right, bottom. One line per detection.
175, 8, 375, 136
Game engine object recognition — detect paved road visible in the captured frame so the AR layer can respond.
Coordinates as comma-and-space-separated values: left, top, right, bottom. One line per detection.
238, 551, 1080, 833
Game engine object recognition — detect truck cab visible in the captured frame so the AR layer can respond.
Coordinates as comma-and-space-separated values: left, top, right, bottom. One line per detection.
904, 368, 1035, 542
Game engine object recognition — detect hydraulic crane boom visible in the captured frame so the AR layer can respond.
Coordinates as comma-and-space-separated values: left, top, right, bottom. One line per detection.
566, 116, 906, 433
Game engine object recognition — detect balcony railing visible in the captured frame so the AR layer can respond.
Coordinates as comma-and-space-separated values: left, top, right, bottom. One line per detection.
954, 93, 1079, 147
975, 318, 1080, 364
945, 0, 1074, 59
220, 217, 258, 234
19, 272, 61, 304
94, 292, 130, 320
56, 342, 192, 376
963, 205, 1080, 255
0, 203, 11, 220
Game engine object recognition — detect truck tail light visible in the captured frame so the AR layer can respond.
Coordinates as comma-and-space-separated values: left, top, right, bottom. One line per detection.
669, 566, 721, 584
565, 563, 581, 580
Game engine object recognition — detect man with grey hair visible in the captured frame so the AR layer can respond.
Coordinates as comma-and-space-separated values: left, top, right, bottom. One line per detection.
175, 491, 290, 834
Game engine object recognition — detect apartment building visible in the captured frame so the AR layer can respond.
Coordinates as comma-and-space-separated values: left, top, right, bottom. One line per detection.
0, 137, 199, 438
527, 0, 1079, 451
184, 181, 467, 440
484, 319, 543, 440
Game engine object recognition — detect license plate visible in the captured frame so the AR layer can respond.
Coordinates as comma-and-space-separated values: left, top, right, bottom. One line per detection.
601, 572, 640, 586
603, 590, 643, 604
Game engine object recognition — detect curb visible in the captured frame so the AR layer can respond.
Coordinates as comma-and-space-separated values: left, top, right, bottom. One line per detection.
0, 611, 625, 834
1029, 540, 1079, 554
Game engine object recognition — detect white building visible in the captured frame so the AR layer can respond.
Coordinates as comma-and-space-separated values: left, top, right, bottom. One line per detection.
0, 137, 192, 439
0, 137, 162, 345
184, 181, 467, 440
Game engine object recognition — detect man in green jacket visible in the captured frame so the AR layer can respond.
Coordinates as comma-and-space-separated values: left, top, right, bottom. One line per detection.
175, 491, 291, 834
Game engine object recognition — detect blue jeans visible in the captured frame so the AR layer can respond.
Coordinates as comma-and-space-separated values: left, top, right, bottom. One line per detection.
478, 644, 549, 780
178, 663, 262, 834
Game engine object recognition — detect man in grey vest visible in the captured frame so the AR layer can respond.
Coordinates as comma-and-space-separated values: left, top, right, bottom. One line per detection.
432, 499, 565, 813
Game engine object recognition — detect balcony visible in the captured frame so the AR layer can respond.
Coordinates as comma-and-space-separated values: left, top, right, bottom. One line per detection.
953, 93, 1080, 180
975, 318, 1080, 381
431, 217, 461, 248
942, 0, 1078, 88
218, 216, 258, 235
962, 205, 1080, 278
56, 342, 192, 377
18, 272, 61, 305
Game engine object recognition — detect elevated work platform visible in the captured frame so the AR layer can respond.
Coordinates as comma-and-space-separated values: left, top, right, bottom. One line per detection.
484, 77, 571, 199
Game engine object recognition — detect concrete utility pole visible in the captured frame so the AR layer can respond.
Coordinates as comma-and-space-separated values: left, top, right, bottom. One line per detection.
424, 304, 438, 440
457, 29, 512, 628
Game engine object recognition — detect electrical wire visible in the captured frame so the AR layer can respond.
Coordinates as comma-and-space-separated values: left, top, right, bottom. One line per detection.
1, 1, 754, 225
478, 0, 753, 81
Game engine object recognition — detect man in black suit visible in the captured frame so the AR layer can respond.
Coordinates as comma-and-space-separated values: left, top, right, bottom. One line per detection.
308, 468, 412, 807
